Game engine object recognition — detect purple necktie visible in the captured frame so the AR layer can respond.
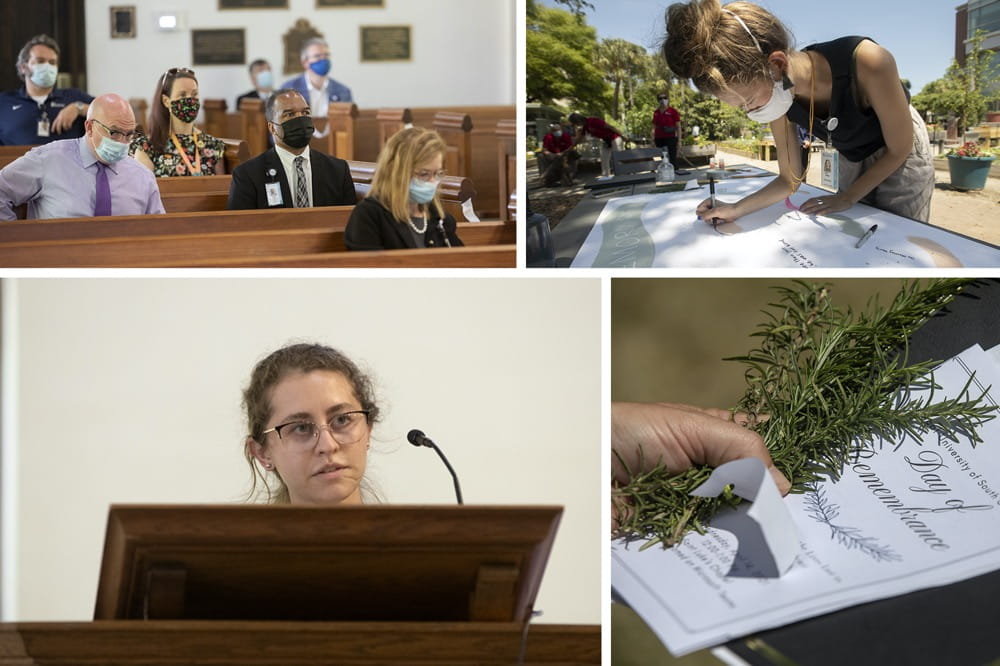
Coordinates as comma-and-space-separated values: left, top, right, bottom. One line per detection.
94, 163, 112, 216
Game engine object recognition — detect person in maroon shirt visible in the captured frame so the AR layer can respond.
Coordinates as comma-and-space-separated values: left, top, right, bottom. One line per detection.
538, 122, 579, 186
653, 94, 684, 172
569, 113, 623, 178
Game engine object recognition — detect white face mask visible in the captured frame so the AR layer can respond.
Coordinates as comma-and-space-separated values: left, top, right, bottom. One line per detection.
746, 78, 794, 124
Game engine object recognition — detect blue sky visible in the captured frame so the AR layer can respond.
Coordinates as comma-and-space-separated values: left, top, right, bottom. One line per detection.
538, 0, 960, 95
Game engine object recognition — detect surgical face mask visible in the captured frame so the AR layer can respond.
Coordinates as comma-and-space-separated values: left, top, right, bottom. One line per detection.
553, 130, 563, 137
169, 97, 200, 123
29, 62, 58, 88
745, 78, 794, 123
308, 59, 331, 77
277, 115, 314, 149
255, 69, 273, 89
91, 132, 128, 163
409, 178, 439, 204
659, 99, 669, 106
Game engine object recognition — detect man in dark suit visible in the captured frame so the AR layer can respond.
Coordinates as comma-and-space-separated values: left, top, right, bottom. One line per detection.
235, 59, 273, 109
227, 88, 356, 210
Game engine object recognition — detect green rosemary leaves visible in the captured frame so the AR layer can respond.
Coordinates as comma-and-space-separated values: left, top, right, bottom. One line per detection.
613, 280, 997, 549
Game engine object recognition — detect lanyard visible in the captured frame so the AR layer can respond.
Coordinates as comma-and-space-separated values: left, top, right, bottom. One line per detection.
170, 129, 202, 175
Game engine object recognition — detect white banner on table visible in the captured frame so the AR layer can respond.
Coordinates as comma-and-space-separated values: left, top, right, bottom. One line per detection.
612, 345, 1000, 656
571, 177, 1000, 268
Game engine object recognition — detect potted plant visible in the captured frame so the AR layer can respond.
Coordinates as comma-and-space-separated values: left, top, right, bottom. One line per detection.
947, 141, 996, 191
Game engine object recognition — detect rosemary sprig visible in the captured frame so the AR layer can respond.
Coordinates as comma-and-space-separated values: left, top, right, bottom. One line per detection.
613, 279, 998, 548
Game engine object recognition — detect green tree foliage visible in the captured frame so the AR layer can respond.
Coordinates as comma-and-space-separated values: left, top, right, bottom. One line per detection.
913, 30, 1000, 133
526, 4, 610, 113
527, 0, 594, 18
595, 38, 649, 122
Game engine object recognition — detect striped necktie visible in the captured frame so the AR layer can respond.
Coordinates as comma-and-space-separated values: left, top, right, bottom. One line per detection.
294, 156, 310, 208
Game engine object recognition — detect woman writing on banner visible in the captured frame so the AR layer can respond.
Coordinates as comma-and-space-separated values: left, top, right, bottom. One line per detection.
344, 126, 464, 250
130, 67, 226, 176
243, 343, 382, 505
663, 0, 934, 223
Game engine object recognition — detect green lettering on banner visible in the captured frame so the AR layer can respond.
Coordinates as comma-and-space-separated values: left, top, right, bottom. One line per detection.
593, 201, 655, 267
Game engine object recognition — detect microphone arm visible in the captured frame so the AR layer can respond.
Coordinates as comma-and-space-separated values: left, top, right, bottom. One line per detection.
407, 429, 464, 505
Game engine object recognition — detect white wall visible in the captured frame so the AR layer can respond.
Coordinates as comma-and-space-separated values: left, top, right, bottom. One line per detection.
84, 0, 515, 111
3, 277, 600, 624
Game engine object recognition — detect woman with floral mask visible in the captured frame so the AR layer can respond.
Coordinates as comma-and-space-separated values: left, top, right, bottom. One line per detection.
344, 127, 464, 251
130, 67, 226, 177
663, 0, 933, 223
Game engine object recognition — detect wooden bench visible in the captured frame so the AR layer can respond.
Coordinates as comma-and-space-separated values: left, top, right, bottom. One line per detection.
0, 206, 514, 267
172, 244, 516, 268
203, 98, 270, 157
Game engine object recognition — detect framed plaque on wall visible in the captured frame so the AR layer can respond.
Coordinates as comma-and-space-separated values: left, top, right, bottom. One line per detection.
110, 6, 136, 39
360, 25, 411, 62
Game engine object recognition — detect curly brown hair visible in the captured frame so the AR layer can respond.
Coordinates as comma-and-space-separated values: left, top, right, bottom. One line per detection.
242, 343, 381, 503
661, 0, 793, 94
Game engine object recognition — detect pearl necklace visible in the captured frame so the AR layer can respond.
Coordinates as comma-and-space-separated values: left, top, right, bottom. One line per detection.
407, 209, 428, 234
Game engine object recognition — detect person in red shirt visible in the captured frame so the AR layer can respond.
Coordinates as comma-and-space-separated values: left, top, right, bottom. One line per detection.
653, 94, 684, 172
569, 113, 623, 178
538, 122, 579, 186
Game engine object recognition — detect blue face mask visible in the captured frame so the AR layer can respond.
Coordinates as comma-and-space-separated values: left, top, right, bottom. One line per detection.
92, 134, 129, 163
30, 63, 58, 88
409, 178, 439, 204
308, 59, 331, 77
255, 69, 273, 89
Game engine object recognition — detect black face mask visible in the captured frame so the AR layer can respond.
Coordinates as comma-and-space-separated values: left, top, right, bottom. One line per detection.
277, 116, 314, 149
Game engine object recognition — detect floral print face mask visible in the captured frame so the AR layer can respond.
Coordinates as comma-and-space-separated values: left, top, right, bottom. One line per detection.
169, 97, 200, 123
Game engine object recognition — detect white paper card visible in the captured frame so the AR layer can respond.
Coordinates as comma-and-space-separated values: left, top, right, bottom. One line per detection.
690, 458, 800, 577
613, 345, 1000, 656
571, 177, 1000, 268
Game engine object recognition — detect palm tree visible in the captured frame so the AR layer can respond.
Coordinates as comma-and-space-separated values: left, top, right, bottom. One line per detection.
595, 38, 648, 124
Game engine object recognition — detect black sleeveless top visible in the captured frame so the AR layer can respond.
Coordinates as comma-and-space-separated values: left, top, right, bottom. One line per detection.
785, 36, 910, 162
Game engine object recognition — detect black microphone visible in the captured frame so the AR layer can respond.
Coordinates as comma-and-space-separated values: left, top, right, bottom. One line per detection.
407, 429, 464, 505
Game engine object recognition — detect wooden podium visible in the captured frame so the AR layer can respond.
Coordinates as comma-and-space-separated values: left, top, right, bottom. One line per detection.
0, 505, 600, 665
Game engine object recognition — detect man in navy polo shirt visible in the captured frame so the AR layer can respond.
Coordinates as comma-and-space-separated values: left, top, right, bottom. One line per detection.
0, 34, 93, 146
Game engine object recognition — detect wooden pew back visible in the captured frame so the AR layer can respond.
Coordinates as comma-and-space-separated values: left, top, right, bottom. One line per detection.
0, 202, 514, 267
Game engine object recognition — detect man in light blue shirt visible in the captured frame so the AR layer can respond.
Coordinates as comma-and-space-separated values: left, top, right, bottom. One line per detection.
0, 93, 163, 220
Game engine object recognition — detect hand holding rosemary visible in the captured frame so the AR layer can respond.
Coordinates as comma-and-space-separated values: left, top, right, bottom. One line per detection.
611, 402, 791, 531
612, 280, 998, 549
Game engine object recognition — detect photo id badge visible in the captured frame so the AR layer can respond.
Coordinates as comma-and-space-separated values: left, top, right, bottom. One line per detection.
37, 115, 50, 138
820, 149, 838, 191
265, 182, 283, 207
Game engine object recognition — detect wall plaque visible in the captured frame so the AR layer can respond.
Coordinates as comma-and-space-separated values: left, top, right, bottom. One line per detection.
110, 6, 136, 39
282, 19, 324, 75
220, 0, 288, 8
317, 0, 384, 7
360, 25, 411, 62
192, 29, 246, 66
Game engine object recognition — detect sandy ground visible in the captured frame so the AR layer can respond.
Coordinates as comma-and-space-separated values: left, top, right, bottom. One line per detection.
528, 149, 1000, 247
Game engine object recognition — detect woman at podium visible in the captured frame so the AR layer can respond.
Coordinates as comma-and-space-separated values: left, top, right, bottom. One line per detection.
242, 343, 381, 505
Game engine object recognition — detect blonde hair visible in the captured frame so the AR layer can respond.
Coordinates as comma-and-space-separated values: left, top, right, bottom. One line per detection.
368, 127, 447, 223
662, 0, 793, 94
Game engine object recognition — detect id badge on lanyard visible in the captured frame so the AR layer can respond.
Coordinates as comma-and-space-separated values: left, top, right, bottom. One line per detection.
820, 118, 839, 191
37, 106, 50, 137
264, 168, 284, 206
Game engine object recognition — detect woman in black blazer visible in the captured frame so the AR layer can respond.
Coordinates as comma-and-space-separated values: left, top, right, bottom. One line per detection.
345, 127, 464, 251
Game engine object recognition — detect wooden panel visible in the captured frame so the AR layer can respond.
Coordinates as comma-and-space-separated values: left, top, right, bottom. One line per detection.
95, 506, 560, 622
0, 621, 599, 665
170, 244, 517, 268
202, 99, 228, 139
0, 228, 346, 267
0, 207, 353, 243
